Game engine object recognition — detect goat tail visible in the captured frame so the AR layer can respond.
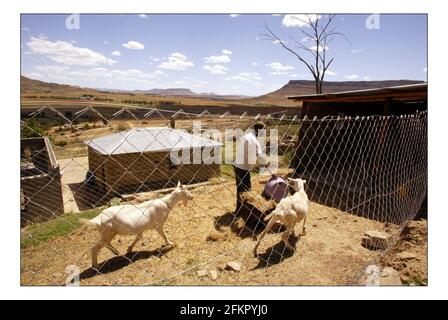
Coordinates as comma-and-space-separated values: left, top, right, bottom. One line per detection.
79, 218, 95, 228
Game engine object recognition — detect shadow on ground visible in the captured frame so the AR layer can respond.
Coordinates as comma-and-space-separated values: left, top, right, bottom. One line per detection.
214, 210, 285, 239
252, 234, 301, 270
69, 246, 174, 284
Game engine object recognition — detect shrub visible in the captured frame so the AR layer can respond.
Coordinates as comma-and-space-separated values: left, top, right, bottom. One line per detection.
117, 122, 130, 131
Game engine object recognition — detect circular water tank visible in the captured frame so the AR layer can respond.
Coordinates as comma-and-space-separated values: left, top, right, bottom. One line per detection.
262, 176, 289, 202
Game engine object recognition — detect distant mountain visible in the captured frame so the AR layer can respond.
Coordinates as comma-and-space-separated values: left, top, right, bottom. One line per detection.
21, 75, 425, 108
132, 88, 197, 96
126, 88, 251, 100
21, 76, 252, 100
21, 76, 93, 95
253, 79, 425, 106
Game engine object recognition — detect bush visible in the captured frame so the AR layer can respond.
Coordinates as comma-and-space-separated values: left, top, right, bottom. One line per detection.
117, 122, 130, 131
55, 141, 67, 147
21, 118, 46, 138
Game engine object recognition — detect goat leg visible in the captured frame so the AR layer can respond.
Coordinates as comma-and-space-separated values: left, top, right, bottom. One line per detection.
282, 230, 296, 251
156, 228, 173, 247
105, 243, 120, 256
127, 233, 142, 253
301, 217, 307, 236
253, 217, 276, 256
91, 241, 104, 269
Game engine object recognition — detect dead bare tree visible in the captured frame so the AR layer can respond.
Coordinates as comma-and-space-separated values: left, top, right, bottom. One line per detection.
262, 14, 350, 94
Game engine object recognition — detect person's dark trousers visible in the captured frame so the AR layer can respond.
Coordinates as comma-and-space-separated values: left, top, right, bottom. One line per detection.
234, 166, 251, 214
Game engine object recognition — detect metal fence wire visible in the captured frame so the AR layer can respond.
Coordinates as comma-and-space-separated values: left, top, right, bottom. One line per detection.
20, 106, 427, 286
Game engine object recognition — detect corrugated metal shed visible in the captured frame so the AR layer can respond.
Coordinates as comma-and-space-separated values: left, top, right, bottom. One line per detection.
84, 127, 222, 155
287, 83, 427, 102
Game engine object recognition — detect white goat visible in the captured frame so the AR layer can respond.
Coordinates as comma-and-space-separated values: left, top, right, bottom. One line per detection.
81, 181, 193, 269
253, 178, 309, 255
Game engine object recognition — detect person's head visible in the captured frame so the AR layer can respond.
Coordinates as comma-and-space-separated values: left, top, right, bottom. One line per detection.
252, 121, 265, 137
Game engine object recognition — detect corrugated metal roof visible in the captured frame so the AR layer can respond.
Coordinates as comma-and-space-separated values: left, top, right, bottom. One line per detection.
84, 127, 222, 155
287, 83, 427, 101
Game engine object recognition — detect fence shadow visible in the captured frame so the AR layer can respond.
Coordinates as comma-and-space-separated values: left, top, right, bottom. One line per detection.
74, 246, 174, 283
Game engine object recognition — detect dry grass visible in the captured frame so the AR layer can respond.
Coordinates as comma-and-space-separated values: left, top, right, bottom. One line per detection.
20, 176, 401, 286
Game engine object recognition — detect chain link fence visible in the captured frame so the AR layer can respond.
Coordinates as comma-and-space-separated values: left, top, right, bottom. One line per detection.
20, 105, 427, 286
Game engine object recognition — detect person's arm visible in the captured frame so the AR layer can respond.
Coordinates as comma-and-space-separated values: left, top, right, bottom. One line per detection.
255, 139, 270, 167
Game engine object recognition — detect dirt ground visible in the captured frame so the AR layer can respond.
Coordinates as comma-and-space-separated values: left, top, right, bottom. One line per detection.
380, 219, 428, 286
58, 157, 89, 213
20, 175, 409, 286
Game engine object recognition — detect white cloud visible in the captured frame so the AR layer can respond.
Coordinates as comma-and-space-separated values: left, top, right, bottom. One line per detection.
138, 14, 148, 19
363, 76, 372, 80
230, 14, 240, 18
70, 40, 77, 44
26, 36, 117, 66
325, 70, 337, 76
352, 49, 364, 54
222, 49, 232, 55
345, 74, 359, 80
272, 39, 287, 45
173, 80, 188, 86
423, 66, 427, 73
149, 56, 161, 62
288, 73, 309, 78
310, 45, 329, 53
191, 80, 209, 88
122, 41, 145, 50
226, 72, 262, 83
35, 65, 70, 73
24, 72, 43, 79
21, 27, 31, 32
203, 64, 229, 75
158, 53, 194, 71
34, 65, 166, 87
204, 54, 231, 64
266, 62, 294, 75
251, 62, 259, 66
110, 51, 121, 57
282, 14, 321, 28
103, 40, 109, 45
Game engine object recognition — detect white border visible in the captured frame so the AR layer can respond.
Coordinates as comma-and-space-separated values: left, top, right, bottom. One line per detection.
2, 0, 447, 300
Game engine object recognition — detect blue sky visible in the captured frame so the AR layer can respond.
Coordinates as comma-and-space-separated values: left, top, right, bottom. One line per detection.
21, 14, 427, 96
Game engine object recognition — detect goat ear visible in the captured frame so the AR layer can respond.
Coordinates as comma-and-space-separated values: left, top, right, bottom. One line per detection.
177, 181, 181, 188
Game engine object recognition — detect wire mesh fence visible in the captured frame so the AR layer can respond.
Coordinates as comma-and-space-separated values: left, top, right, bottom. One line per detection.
20, 105, 427, 286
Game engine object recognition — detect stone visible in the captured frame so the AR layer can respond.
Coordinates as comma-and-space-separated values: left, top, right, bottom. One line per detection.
362, 230, 391, 250
397, 251, 418, 260
209, 270, 218, 280
196, 269, 208, 277
226, 261, 241, 272
380, 267, 403, 286
206, 232, 222, 242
